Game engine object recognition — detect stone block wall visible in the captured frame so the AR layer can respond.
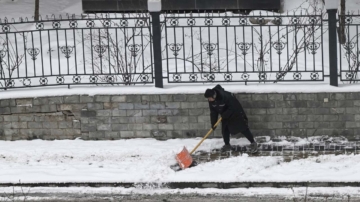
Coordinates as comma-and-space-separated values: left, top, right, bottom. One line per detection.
0, 92, 360, 141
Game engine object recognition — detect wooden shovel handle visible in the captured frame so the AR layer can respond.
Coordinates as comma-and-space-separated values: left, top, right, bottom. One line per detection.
189, 117, 222, 155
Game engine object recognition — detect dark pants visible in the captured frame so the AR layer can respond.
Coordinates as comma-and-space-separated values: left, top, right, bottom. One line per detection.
223, 126, 255, 145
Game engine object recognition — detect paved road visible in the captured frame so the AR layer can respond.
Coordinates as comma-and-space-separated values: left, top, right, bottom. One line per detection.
5, 192, 359, 202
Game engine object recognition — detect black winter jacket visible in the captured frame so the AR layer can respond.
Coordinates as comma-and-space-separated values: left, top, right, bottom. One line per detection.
209, 85, 248, 134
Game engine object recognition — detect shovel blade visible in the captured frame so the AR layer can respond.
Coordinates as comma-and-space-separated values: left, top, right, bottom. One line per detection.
175, 147, 193, 170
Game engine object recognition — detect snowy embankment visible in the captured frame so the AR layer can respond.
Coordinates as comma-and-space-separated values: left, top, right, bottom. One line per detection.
0, 138, 360, 184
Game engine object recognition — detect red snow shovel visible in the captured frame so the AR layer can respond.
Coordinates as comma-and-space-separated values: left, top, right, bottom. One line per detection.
175, 117, 222, 170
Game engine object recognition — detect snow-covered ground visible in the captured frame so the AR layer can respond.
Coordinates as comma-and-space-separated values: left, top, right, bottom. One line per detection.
0, 138, 359, 184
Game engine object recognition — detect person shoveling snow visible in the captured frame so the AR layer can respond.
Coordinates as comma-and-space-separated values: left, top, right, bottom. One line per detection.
204, 84, 258, 153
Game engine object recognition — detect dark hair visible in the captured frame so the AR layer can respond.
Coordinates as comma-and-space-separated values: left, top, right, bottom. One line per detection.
204, 89, 215, 98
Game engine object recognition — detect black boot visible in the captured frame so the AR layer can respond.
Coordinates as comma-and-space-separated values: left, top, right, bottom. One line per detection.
221, 144, 233, 152
249, 142, 258, 154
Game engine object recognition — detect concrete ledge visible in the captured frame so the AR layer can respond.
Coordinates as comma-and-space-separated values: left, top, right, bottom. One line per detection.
0, 182, 359, 189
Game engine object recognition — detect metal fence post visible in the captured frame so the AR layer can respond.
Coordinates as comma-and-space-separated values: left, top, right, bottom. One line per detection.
326, 1, 338, 87
148, 0, 163, 88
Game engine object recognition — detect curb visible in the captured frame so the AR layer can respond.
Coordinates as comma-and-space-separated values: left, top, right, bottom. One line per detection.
0, 182, 359, 189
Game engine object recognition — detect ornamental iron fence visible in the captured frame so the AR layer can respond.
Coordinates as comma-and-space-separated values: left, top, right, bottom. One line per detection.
339, 13, 360, 83
0, 14, 153, 89
162, 12, 325, 83
0, 10, 358, 90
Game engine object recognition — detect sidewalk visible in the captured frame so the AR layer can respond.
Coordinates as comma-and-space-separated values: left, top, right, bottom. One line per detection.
1, 137, 360, 188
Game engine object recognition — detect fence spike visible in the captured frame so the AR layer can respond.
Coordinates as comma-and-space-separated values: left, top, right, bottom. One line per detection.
51, 14, 55, 20
11, 18, 15, 23
39, 15, 43, 20
59, 14, 62, 20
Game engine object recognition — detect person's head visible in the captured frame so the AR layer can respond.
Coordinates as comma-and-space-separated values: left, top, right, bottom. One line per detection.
204, 89, 216, 101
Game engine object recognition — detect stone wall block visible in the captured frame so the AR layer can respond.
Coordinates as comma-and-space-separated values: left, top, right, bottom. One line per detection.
112, 124, 128, 131
339, 114, 355, 121
142, 110, 158, 116
119, 103, 134, 109
87, 103, 104, 110
314, 122, 330, 128
1, 99, 16, 107
141, 95, 160, 102
95, 95, 111, 103
283, 122, 299, 129
165, 102, 181, 109
150, 102, 165, 109
81, 111, 97, 117
251, 101, 274, 108
97, 110, 112, 117
151, 130, 166, 138
135, 131, 151, 138
250, 109, 267, 115
160, 95, 173, 102
268, 94, 283, 101
28, 122, 43, 129
48, 97, 64, 105
298, 94, 316, 101
126, 95, 141, 103
158, 124, 174, 130
172, 109, 189, 116
158, 109, 172, 116
173, 94, 187, 101
16, 98, 33, 106
80, 95, 94, 103
189, 109, 204, 116
284, 94, 297, 100
64, 95, 80, 104
143, 124, 158, 131
4, 115, 19, 122
59, 121, 73, 129
127, 110, 142, 117
41, 105, 57, 113
11, 122, 27, 129
236, 94, 252, 101
282, 108, 298, 114
346, 107, 360, 114
252, 94, 268, 101
183, 130, 197, 138
187, 94, 205, 102
89, 131, 105, 139
324, 115, 339, 121
135, 117, 150, 123
0, 107, 11, 115
307, 101, 322, 108
330, 93, 346, 100
111, 96, 126, 102
112, 110, 127, 116
43, 122, 58, 129
196, 102, 208, 108
120, 131, 135, 138
134, 103, 150, 109
299, 122, 314, 128
338, 100, 354, 108
19, 115, 34, 122
267, 122, 283, 129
